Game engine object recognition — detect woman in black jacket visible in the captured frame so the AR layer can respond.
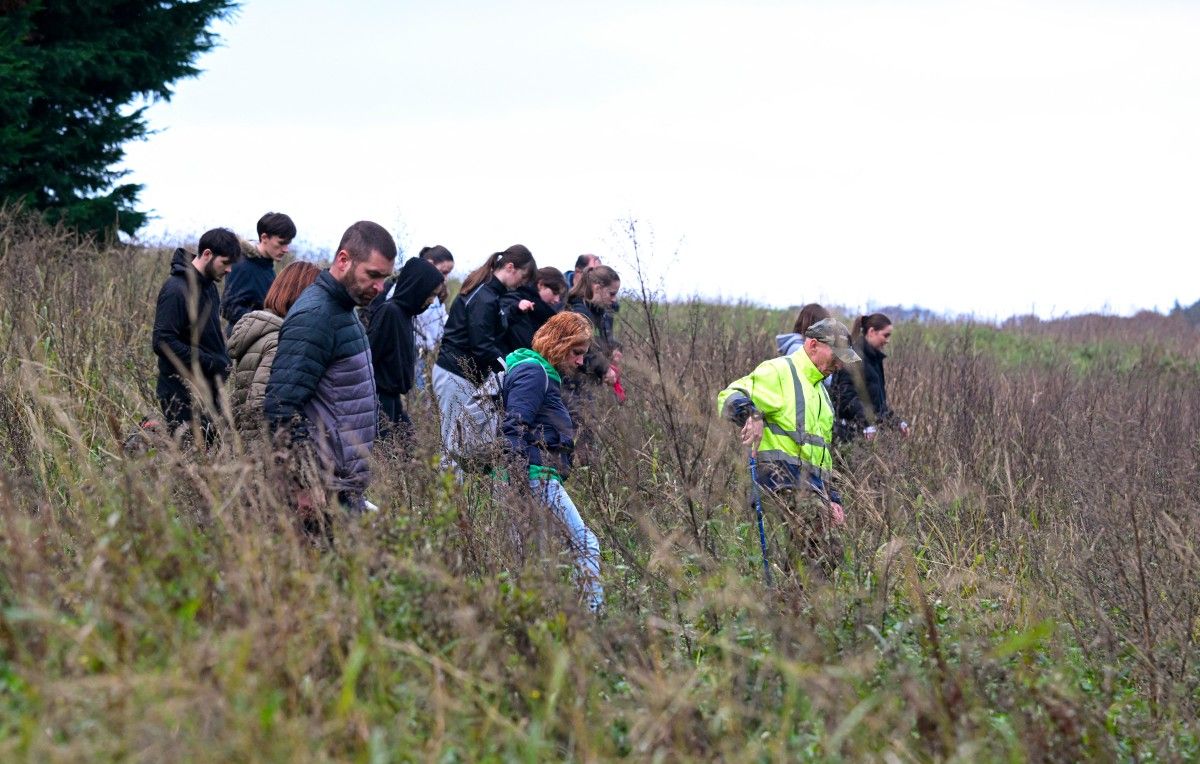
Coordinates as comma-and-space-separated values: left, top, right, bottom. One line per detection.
365, 257, 446, 434
500, 266, 567, 353
830, 313, 909, 441
433, 244, 537, 463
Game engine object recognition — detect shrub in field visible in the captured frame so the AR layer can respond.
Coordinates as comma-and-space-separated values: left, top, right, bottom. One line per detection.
0, 208, 1198, 759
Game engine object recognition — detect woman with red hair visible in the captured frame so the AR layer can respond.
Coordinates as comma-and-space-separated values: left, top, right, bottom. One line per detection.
227, 260, 321, 431
501, 311, 603, 611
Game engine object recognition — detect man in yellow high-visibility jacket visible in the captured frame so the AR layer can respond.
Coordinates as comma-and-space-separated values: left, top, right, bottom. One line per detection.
717, 317, 860, 576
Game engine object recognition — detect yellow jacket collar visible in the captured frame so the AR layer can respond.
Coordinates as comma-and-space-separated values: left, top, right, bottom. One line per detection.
789, 348, 826, 386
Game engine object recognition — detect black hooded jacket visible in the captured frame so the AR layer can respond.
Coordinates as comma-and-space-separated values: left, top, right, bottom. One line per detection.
152, 248, 230, 414
365, 258, 445, 396
830, 337, 892, 432
499, 283, 559, 354
436, 276, 508, 383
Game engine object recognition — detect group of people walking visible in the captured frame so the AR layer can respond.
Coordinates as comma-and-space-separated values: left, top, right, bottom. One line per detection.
151, 215, 623, 609
150, 212, 904, 606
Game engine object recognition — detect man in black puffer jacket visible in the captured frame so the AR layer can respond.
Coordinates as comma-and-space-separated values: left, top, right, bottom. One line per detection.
265, 221, 397, 514
152, 228, 242, 438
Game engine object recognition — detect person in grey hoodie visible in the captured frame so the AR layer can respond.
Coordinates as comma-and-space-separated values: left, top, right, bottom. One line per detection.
265, 221, 397, 515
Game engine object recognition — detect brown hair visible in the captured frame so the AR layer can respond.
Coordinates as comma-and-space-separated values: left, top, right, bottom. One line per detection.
792, 303, 831, 335
459, 244, 537, 296
536, 266, 567, 296
566, 264, 619, 304
852, 313, 892, 342
418, 244, 454, 266
336, 220, 397, 263
532, 312, 593, 370
264, 261, 320, 317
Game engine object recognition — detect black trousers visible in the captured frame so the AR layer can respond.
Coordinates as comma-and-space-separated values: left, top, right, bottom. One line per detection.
378, 392, 413, 442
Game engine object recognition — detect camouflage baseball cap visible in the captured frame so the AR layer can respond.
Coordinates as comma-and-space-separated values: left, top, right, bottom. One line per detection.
804, 318, 861, 364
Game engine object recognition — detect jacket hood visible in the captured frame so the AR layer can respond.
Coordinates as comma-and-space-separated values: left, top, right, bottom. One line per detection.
170, 247, 214, 285
391, 257, 445, 316
238, 238, 274, 262
227, 309, 283, 358
169, 247, 204, 280
776, 332, 805, 355
504, 347, 561, 383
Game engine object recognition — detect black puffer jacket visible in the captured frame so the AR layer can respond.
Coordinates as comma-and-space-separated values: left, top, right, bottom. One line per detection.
365, 258, 445, 396
264, 271, 378, 497
567, 297, 620, 383
830, 337, 893, 434
499, 283, 558, 354
152, 248, 230, 416
436, 276, 508, 383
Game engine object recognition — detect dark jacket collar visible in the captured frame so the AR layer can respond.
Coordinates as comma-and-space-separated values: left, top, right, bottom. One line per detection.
315, 269, 357, 310
856, 337, 886, 362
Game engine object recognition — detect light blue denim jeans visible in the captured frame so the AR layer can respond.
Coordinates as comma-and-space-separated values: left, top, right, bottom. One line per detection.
530, 478, 603, 612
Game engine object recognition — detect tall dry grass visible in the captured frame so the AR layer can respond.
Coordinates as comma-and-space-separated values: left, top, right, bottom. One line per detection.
0, 207, 1198, 760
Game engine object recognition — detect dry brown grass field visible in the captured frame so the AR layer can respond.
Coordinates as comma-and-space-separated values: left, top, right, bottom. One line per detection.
1, 209, 1199, 761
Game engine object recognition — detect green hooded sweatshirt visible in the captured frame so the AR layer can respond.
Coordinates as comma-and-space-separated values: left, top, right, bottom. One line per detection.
502, 348, 563, 481
504, 347, 561, 383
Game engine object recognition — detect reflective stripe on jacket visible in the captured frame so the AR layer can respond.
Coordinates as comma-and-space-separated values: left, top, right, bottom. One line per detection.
716, 349, 835, 485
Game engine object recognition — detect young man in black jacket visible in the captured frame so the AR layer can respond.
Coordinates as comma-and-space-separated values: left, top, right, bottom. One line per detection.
222, 212, 296, 334
152, 228, 242, 438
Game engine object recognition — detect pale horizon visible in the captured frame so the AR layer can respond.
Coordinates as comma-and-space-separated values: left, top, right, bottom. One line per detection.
118, 0, 1200, 322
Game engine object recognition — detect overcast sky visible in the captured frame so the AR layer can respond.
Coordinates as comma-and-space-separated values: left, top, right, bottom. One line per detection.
120, 0, 1200, 320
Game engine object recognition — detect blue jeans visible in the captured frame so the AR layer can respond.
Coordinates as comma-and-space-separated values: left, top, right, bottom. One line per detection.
414, 353, 428, 391
530, 478, 603, 612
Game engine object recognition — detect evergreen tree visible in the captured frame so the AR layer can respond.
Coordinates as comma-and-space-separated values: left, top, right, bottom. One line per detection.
0, 0, 235, 237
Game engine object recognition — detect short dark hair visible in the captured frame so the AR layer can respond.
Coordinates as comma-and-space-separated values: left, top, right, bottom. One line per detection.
574, 254, 600, 272
257, 212, 296, 241
198, 228, 242, 262
336, 221, 397, 263
419, 245, 454, 265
